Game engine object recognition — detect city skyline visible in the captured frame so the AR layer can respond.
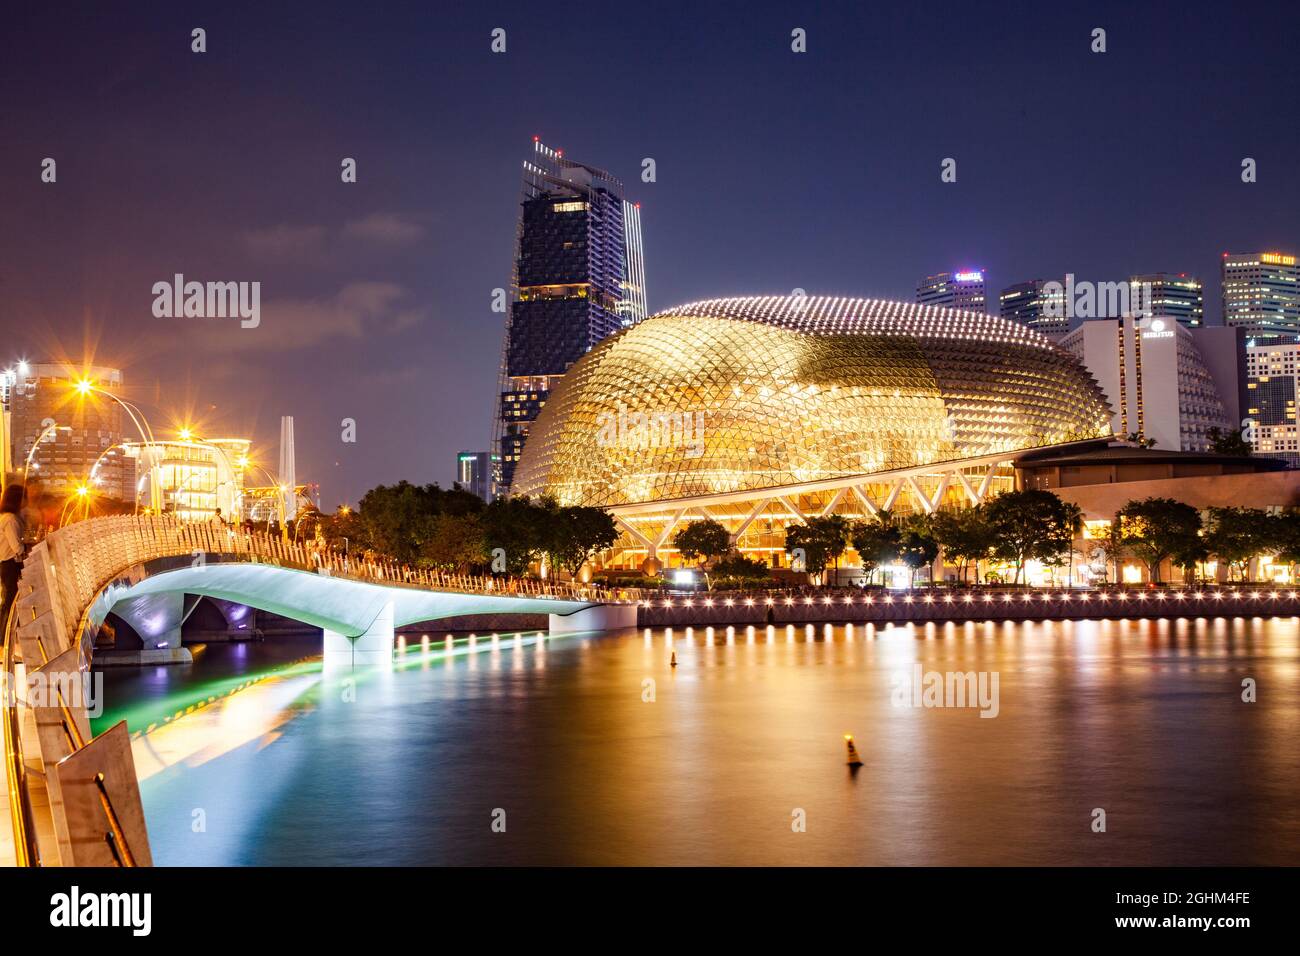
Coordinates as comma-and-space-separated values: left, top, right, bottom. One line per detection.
3, 1, 1299, 503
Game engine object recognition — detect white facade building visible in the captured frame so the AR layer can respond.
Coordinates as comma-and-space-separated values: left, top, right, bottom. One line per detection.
1058, 317, 1236, 452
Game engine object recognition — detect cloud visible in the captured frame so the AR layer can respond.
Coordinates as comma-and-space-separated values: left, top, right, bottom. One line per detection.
188, 281, 427, 352
243, 224, 329, 260
341, 212, 426, 244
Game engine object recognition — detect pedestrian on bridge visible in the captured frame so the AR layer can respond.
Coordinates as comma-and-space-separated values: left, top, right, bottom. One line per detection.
1, 483, 27, 629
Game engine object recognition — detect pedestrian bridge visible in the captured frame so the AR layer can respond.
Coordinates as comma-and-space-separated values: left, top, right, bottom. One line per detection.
3, 515, 637, 868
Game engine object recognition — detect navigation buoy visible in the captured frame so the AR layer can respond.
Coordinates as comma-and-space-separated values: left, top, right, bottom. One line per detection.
844, 733, 863, 767
670, 651, 678, 667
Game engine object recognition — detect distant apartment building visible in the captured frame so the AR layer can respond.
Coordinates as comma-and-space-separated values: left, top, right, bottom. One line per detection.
456, 450, 496, 501
1058, 317, 1238, 452
1130, 272, 1203, 328
1223, 251, 1300, 335
6, 363, 128, 499
1245, 340, 1300, 466
916, 270, 986, 313
999, 279, 1068, 335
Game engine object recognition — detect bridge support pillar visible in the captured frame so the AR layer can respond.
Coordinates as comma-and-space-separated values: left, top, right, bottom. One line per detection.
323, 600, 394, 669
110, 591, 186, 650
549, 603, 638, 635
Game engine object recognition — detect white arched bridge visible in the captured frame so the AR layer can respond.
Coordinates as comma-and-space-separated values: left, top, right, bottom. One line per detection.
2, 515, 637, 868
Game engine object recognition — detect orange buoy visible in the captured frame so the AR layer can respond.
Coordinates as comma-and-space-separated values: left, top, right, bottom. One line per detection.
844, 733, 863, 767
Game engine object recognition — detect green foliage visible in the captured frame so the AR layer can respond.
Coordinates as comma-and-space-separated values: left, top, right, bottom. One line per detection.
983, 489, 1079, 584
710, 553, 772, 588
1114, 497, 1202, 583
1206, 426, 1253, 457
421, 512, 489, 573
927, 506, 996, 583
849, 511, 902, 583
896, 514, 940, 585
540, 502, 620, 577
672, 518, 731, 563
1204, 506, 1277, 580
784, 514, 851, 579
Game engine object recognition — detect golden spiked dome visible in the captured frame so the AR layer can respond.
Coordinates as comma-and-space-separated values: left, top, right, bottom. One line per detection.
513, 295, 1112, 508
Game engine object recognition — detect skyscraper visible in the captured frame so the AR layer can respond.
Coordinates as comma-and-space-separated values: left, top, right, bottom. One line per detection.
495, 140, 647, 492
999, 279, 1068, 336
456, 450, 496, 501
1130, 272, 1203, 328
1222, 251, 1300, 335
916, 270, 986, 313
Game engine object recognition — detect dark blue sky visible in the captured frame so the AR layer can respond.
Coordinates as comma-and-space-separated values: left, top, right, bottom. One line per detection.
3, 0, 1298, 504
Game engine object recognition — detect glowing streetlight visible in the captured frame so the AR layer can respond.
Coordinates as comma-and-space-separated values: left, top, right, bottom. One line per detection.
72, 378, 163, 511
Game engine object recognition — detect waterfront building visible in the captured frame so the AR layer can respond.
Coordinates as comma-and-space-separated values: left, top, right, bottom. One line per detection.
1057, 317, 1238, 452
124, 437, 251, 521
495, 140, 648, 492
513, 294, 1112, 570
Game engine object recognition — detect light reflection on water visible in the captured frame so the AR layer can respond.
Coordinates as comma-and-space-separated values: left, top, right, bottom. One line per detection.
133, 617, 1300, 866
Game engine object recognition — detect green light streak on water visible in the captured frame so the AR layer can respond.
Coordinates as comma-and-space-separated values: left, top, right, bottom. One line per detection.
94, 630, 556, 736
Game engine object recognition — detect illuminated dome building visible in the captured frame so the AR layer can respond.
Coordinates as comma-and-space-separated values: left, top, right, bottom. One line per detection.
514, 295, 1113, 570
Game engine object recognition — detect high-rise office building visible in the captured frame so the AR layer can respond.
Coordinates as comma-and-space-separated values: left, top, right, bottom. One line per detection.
999, 279, 1068, 335
1130, 273, 1203, 328
1245, 340, 1300, 465
7, 363, 128, 499
1058, 317, 1237, 452
916, 270, 986, 313
456, 450, 496, 501
1222, 251, 1300, 335
495, 140, 647, 491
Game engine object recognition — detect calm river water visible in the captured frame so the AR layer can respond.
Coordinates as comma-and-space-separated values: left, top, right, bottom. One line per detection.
97, 617, 1300, 866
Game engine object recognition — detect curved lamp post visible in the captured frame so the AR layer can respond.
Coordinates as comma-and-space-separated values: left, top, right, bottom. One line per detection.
73, 379, 163, 511
22, 421, 72, 486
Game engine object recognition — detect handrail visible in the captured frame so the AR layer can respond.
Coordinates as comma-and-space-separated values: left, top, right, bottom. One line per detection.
3, 598, 39, 867
94, 773, 136, 868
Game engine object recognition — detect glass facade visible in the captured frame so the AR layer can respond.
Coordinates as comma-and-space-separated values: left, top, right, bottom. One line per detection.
1223, 251, 1300, 335
514, 295, 1113, 509
495, 141, 647, 492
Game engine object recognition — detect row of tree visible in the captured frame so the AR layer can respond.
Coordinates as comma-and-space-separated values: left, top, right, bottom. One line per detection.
1108, 499, 1300, 583
673, 489, 1082, 585
676, 492, 1300, 587
321, 481, 618, 577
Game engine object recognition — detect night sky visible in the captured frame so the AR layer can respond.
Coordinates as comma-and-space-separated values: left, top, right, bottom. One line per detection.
3, 0, 1298, 505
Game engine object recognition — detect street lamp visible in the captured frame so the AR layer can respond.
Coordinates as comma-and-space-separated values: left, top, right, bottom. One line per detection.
21, 421, 72, 487
72, 378, 163, 511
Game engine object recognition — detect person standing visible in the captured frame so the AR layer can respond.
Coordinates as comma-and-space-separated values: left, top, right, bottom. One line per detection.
1, 484, 27, 629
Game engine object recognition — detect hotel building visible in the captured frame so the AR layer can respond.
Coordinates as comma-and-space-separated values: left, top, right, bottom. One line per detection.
916, 270, 987, 313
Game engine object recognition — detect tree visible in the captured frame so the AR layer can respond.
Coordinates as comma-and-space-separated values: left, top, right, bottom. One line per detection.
1123, 432, 1157, 449
422, 513, 489, 573
1204, 507, 1276, 581
672, 518, 731, 564
897, 516, 940, 587
345, 480, 486, 566
928, 506, 995, 584
1207, 426, 1253, 457
983, 489, 1079, 585
850, 512, 901, 584
481, 495, 547, 576
785, 515, 851, 583
710, 554, 772, 589
1113, 498, 1202, 584
540, 503, 619, 578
